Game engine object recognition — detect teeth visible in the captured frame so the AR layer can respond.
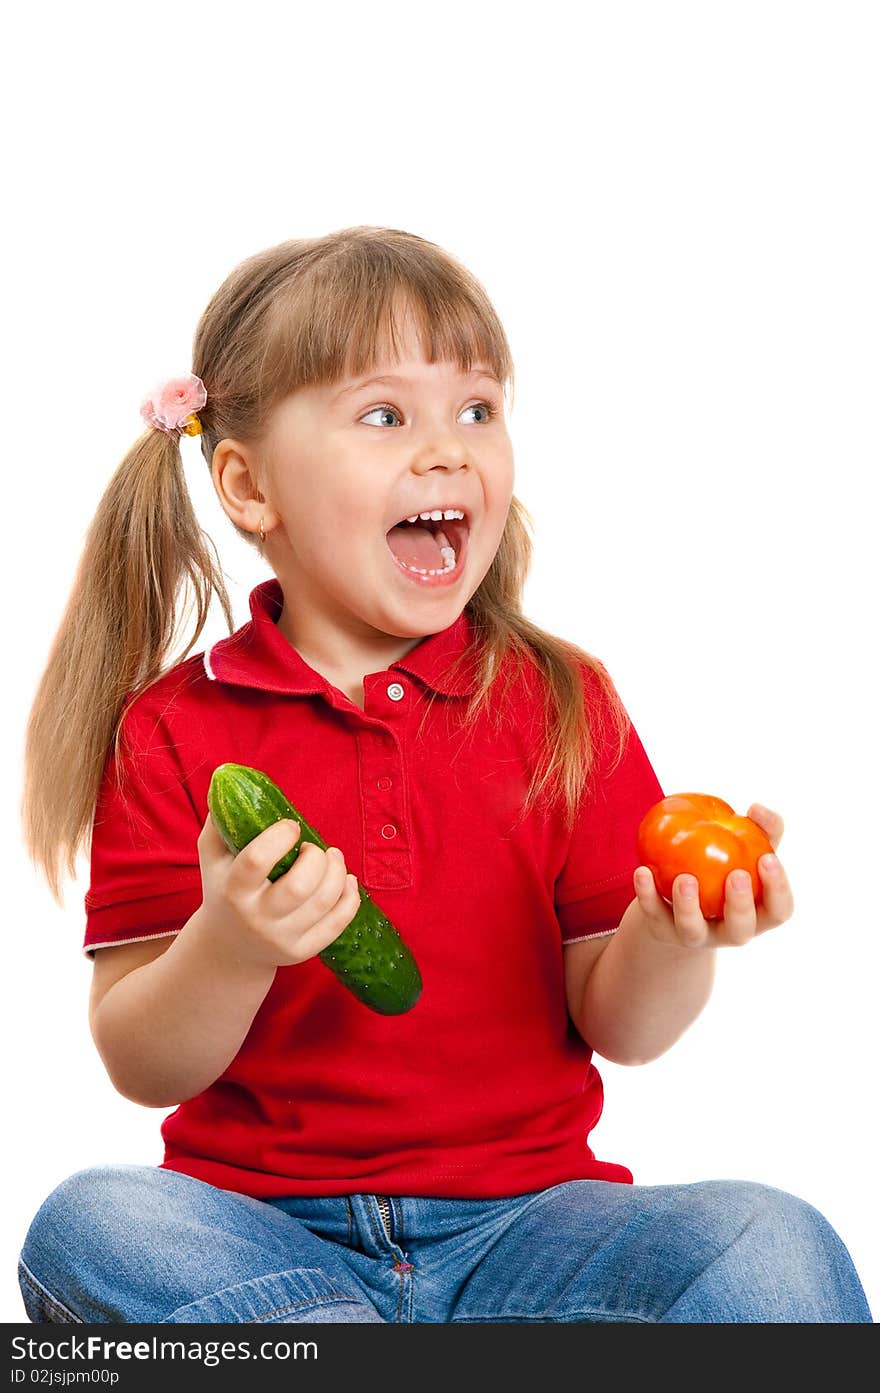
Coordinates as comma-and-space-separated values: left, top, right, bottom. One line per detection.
399, 543, 458, 577
391, 510, 463, 577
404, 508, 465, 524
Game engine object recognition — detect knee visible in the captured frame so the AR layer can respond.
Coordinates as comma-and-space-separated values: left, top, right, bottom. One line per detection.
693, 1179, 852, 1271
668, 1178, 871, 1320
21, 1165, 150, 1264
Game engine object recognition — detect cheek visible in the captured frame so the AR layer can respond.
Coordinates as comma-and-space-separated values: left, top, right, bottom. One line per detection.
489, 466, 515, 528
490, 447, 515, 498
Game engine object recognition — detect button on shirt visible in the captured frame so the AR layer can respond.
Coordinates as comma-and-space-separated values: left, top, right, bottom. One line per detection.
84, 578, 665, 1199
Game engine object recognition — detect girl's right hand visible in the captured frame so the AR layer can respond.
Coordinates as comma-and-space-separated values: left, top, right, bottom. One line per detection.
196, 813, 362, 971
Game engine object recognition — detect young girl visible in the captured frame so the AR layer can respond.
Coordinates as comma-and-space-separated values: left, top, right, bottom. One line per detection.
19, 227, 871, 1324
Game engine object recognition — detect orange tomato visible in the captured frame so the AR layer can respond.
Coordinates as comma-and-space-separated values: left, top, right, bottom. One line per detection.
636, 793, 774, 921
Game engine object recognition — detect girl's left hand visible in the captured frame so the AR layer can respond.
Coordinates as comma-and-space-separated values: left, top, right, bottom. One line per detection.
634, 803, 795, 949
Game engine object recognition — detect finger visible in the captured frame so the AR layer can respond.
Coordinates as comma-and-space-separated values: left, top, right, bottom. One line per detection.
747, 802, 784, 849
633, 865, 663, 911
754, 852, 795, 933
635, 867, 707, 947
294, 873, 362, 961
273, 839, 331, 902
227, 818, 302, 890
670, 874, 712, 947
715, 867, 758, 946
267, 843, 346, 912
197, 810, 237, 864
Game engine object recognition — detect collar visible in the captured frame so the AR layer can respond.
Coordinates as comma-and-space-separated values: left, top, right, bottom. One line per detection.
203, 578, 481, 698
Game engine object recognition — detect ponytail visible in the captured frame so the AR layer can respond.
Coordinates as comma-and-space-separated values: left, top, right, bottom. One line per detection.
21, 426, 234, 905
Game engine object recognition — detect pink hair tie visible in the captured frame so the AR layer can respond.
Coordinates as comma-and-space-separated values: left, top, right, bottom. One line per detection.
140, 372, 207, 437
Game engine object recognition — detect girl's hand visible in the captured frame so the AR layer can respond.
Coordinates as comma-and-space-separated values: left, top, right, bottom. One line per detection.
196, 813, 361, 971
633, 803, 795, 948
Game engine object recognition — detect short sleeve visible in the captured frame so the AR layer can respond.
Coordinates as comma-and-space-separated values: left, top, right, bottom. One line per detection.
555, 670, 665, 944
82, 689, 205, 959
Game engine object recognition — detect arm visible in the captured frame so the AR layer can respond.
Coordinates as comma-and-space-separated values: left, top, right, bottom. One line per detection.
575, 895, 716, 1065
90, 814, 360, 1108
90, 907, 276, 1108
572, 804, 793, 1066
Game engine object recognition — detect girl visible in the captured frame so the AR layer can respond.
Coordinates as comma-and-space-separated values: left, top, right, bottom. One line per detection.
19, 227, 871, 1324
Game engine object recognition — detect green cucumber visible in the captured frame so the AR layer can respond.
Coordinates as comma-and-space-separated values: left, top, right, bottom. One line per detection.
206, 762, 422, 1015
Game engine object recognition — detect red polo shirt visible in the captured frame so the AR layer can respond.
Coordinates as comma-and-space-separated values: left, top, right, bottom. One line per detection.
84, 577, 665, 1198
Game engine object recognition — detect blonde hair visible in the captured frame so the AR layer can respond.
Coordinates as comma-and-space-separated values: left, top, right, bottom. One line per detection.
22, 225, 630, 906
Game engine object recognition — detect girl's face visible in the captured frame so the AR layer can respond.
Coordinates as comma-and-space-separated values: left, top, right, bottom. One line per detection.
255, 325, 515, 648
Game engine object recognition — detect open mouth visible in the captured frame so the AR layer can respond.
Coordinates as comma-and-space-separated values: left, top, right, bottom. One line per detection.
385, 510, 470, 577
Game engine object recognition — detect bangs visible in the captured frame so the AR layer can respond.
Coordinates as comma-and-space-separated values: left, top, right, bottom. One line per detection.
258, 235, 515, 412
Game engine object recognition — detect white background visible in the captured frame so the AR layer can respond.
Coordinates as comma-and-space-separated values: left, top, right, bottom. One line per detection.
3, 1, 877, 1323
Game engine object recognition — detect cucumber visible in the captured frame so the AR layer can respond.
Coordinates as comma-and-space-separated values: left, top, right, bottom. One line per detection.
206, 762, 422, 1015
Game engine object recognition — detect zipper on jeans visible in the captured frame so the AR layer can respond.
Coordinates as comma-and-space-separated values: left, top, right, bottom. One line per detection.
376, 1195, 414, 1276
375, 1194, 393, 1239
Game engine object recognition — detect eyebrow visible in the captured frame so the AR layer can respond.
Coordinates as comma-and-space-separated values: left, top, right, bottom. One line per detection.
333, 368, 502, 400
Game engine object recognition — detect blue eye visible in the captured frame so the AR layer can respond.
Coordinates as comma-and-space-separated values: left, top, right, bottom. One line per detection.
359, 401, 501, 427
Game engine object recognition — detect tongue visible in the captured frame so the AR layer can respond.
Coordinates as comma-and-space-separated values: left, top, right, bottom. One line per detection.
386, 523, 446, 569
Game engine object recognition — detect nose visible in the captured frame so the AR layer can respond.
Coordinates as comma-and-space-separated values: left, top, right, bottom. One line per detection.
409, 426, 472, 474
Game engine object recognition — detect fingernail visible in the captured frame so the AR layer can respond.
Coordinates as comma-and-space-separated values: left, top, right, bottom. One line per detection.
731, 870, 750, 890
681, 877, 697, 897
760, 854, 778, 873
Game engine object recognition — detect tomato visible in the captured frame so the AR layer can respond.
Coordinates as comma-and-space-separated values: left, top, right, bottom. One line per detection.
636, 792, 774, 921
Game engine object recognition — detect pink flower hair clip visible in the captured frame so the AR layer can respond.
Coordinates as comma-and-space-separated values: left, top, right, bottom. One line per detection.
140, 372, 207, 437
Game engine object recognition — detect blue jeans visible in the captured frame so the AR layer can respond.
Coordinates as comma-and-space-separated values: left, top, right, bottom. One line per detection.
17, 1164, 872, 1323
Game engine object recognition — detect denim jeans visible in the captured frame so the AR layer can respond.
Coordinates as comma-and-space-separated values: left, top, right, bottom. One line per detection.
17, 1164, 872, 1323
